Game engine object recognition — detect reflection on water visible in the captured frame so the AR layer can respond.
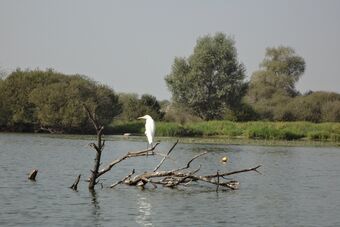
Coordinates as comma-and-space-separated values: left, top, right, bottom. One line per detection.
1, 133, 340, 226
89, 190, 101, 226
136, 194, 153, 227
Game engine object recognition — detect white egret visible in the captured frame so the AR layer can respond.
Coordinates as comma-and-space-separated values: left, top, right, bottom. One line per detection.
138, 115, 155, 148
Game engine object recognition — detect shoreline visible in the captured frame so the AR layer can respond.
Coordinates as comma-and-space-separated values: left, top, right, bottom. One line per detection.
2, 132, 339, 147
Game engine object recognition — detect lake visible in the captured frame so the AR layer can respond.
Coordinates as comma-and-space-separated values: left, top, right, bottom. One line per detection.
1, 133, 340, 227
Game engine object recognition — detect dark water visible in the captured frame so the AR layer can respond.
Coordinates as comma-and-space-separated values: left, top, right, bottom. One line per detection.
1, 133, 340, 227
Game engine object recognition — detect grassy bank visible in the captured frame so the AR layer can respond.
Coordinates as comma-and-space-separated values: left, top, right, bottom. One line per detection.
109, 121, 340, 143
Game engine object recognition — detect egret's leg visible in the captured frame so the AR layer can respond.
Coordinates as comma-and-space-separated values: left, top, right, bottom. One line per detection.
150, 143, 154, 154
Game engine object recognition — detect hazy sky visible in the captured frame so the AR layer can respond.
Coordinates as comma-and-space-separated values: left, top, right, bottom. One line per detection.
1, 0, 339, 100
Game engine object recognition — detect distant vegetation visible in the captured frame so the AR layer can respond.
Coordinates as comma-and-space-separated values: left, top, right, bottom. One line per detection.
1, 32, 340, 139
0, 69, 121, 133
110, 121, 340, 142
165, 34, 340, 123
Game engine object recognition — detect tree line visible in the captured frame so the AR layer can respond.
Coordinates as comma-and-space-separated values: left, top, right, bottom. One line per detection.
0, 69, 167, 133
1, 32, 340, 133
165, 33, 340, 123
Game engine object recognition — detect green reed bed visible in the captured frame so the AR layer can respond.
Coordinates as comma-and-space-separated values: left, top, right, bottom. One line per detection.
110, 121, 340, 143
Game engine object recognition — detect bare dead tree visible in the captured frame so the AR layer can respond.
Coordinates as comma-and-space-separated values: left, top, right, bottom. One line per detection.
84, 104, 105, 190
84, 104, 160, 190
83, 105, 261, 191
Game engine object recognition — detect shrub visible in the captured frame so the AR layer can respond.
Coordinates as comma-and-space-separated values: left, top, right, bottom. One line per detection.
307, 131, 330, 141
156, 122, 203, 137
330, 133, 340, 142
321, 101, 340, 122
110, 121, 144, 134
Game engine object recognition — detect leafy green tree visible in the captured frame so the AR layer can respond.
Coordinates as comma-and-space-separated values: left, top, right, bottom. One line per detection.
246, 46, 306, 120
247, 46, 305, 103
118, 93, 164, 121
93, 84, 121, 125
0, 79, 11, 127
29, 76, 121, 132
1, 68, 64, 129
165, 32, 246, 120
0, 69, 121, 132
286, 91, 340, 122
321, 100, 340, 122
139, 94, 164, 120
118, 93, 141, 121
261, 46, 306, 81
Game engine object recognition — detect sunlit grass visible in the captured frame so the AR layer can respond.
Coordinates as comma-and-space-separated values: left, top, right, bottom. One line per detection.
109, 120, 340, 143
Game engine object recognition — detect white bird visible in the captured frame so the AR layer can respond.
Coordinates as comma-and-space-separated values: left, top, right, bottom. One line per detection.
138, 115, 155, 148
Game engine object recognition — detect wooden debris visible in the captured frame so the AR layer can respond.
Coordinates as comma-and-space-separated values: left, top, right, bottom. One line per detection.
70, 174, 81, 190
28, 169, 38, 181
82, 105, 261, 191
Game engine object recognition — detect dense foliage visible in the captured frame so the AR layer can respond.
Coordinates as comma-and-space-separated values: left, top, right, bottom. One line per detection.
117, 93, 164, 121
0, 69, 121, 133
245, 46, 340, 122
1, 33, 340, 137
111, 120, 340, 143
165, 33, 247, 120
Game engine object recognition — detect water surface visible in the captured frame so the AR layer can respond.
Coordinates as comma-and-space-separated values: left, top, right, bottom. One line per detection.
1, 133, 340, 226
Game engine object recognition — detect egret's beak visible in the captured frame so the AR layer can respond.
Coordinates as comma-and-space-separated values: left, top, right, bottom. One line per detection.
137, 116, 144, 120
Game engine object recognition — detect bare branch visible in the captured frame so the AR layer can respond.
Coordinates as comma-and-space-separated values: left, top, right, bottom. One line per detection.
177, 151, 208, 171
205, 165, 262, 178
153, 140, 178, 172
70, 174, 81, 190
97, 143, 160, 178
216, 171, 220, 192
110, 169, 135, 188
124, 161, 261, 190
83, 104, 99, 131
89, 143, 100, 153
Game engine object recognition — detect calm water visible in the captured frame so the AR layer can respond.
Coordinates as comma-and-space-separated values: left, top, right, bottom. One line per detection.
1, 133, 340, 227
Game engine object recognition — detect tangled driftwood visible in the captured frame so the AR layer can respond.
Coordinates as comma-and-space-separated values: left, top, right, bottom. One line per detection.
83, 105, 261, 191
110, 144, 261, 190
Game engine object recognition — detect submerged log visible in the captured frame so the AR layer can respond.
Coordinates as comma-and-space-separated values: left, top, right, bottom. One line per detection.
28, 169, 38, 181
70, 174, 81, 190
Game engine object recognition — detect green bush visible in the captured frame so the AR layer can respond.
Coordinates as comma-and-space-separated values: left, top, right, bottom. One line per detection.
156, 122, 202, 137
307, 131, 330, 141
279, 130, 304, 140
330, 133, 340, 142
110, 121, 144, 134
243, 123, 304, 140
244, 126, 278, 140
107, 120, 340, 143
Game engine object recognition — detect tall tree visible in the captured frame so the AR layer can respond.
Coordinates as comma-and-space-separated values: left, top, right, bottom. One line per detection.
165, 33, 246, 120
247, 46, 306, 103
245, 46, 306, 121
